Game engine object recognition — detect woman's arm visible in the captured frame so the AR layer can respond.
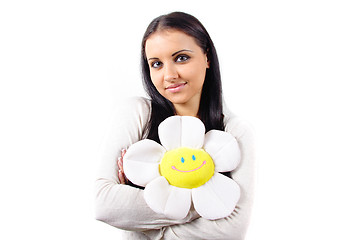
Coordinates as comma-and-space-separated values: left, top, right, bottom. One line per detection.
94, 97, 199, 231
142, 119, 255, 239
95, 179, 200, 231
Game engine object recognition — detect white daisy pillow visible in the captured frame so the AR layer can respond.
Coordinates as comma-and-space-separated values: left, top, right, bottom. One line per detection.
123, 116, 241, 220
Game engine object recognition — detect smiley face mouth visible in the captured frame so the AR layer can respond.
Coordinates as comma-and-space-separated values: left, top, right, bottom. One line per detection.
171, 161, 206, 173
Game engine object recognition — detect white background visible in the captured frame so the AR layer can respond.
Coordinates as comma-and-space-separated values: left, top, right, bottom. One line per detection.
1, 0, 359, 239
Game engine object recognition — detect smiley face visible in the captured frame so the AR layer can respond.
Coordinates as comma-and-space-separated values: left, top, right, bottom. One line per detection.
159, 147, 215, 189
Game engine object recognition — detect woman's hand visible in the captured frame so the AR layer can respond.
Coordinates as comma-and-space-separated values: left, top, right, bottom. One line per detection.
117, 149, 129, 184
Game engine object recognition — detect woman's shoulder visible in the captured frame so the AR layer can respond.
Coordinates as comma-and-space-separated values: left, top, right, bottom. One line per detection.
223, 107, 255, 140
121, 96, 151, 111
113, 96, 152, 119
109, 96, 152, 137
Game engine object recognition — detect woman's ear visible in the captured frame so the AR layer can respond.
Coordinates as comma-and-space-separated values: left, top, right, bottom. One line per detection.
206, 49, 210, 68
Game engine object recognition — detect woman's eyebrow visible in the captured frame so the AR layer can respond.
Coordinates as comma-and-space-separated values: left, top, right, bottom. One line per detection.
171, 49, 193, 56
147, 49, 193, 61
147, 57, 159, 61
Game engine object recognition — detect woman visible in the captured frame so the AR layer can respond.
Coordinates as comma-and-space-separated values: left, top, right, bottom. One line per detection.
95, 12, 255, 239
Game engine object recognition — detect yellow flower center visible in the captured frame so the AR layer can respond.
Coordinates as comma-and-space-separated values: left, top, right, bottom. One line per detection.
159, 147, 215, 189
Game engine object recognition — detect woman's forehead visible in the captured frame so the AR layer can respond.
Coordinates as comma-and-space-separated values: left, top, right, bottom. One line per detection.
145, 30, 200, 58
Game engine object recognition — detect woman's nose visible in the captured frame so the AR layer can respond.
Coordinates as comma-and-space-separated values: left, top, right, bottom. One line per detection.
164, 64, 179, 82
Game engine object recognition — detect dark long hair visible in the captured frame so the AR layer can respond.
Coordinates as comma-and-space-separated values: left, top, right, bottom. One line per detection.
141, 12, 224, 143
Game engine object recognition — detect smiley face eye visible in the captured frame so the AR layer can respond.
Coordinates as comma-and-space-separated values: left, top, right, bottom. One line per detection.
192, 155, 196, 161
181, 157, 185, 163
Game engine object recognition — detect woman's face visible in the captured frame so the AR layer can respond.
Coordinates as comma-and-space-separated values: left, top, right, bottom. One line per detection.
145, 29, 209, 114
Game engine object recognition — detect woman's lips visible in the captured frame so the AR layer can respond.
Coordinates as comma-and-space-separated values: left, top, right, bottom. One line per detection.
165, 82, 187, 93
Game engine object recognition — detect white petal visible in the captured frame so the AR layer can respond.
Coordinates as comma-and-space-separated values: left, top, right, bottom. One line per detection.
144, 176, 192, 219
158, 116, 182, 150
203, 130, 241, 172
192, 173, 240, 220
180, 116, 205, 149
158, 116, 205, 150
123, 139, 165, 187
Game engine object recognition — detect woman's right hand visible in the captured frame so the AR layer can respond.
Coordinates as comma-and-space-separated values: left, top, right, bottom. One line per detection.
117, 149, 128, 184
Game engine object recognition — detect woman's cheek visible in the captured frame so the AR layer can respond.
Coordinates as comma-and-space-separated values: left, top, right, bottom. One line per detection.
150, 73, 161, 89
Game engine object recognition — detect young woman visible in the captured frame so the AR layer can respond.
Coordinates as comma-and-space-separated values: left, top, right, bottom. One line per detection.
95, 12, 255, 239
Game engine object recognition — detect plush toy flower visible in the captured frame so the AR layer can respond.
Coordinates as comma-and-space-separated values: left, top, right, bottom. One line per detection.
123, 116, 241, 220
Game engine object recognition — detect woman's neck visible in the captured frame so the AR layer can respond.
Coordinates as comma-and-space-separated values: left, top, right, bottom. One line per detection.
173, 101, 200, 117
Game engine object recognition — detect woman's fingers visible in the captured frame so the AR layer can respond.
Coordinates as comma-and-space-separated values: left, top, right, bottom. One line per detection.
118, 149, 128, 184
118, 170, 127, 184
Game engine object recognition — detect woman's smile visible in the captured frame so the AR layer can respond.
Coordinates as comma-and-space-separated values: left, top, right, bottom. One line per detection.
165, 82, 187, 93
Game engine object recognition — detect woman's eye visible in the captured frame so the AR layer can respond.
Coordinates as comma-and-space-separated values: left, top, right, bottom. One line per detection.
175, 55, 190, 62
151, 61, 162, 68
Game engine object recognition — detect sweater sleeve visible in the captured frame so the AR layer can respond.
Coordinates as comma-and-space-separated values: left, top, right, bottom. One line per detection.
142, 117, 256, 240
94, 97, 199, 231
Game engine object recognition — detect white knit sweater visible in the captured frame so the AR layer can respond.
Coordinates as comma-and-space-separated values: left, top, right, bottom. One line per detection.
95, 97, 255, 240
